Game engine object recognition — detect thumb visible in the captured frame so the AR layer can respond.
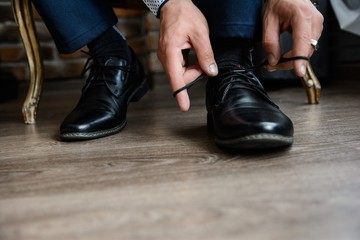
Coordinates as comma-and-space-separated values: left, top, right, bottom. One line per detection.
262, 12, 281, 66
191, 35, 218, 77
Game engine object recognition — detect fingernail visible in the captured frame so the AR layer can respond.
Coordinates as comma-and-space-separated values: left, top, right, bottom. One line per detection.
268, 54, 276, 66
300, 64, 306, 76
208, 63, 218, 75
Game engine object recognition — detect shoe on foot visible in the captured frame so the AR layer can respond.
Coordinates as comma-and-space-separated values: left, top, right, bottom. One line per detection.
206, 58, 294, 150
60, 49, 149, 141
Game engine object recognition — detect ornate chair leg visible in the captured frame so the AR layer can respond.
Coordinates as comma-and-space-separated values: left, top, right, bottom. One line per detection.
12, 0, 43, 124
301, 63, 321, 104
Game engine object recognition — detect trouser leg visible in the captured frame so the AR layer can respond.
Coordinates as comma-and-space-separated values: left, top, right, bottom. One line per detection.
193, 0, 263, 40
31, 0, 118, 54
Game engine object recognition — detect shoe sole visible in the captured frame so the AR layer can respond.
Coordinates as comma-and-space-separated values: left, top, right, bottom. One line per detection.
60, 121, 127, 141
215, 133, 293, 150
59, 78, 149, 141
207, 113, 293, 150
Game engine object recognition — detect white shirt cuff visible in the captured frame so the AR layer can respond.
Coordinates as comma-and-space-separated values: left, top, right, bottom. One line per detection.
143, 0, 169, 17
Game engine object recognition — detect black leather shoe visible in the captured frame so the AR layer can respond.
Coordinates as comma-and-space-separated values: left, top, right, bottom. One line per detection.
60, 50, 149, 141
206, 59, 294, 150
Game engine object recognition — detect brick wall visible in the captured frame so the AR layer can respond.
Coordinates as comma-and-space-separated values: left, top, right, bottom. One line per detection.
0, 0, 163, 82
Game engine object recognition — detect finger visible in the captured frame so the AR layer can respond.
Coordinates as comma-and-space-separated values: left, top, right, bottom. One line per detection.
162, 48, 204, 112
174, 65, 203, 111
158, 47, 190, 111
266, 51, 296, 71
266, 62, 292, 72
190, 31, 218, 77
173, 66, 204, 112
309, 9, 324, 56
262, 12, 281, 66
165, 51, 190, 112
291, 9, 313, 77
311, 4, 324, 39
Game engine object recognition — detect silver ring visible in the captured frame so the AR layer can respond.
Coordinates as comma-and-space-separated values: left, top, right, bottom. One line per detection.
310, 38, 319, 51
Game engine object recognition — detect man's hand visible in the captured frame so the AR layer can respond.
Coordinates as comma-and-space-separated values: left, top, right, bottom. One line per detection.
262, 0, 324, 77
158, 0, 218, 112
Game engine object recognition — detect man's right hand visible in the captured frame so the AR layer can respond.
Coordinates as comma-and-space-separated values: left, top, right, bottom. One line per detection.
158, 0, 218, 112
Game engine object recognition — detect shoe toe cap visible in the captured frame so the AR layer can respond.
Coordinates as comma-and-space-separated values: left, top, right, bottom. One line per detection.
60, 110, 121, 134
214, 107, 294, 139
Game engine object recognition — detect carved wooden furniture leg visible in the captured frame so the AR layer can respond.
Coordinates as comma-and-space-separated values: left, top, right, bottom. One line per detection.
12, 0, 43, 124
301, 63, 321, 104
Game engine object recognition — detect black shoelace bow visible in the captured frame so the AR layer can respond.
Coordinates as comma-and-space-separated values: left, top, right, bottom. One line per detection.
173, 56, 309, 97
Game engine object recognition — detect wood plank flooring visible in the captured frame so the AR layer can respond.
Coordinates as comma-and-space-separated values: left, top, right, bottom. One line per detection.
0, 69, 360, 240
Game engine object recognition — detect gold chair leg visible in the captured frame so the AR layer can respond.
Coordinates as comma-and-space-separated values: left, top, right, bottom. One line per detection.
301, 63, 321, 104
12, 0, 43, 124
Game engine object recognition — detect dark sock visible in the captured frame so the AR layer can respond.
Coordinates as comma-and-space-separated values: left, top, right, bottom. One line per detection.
211, 38, 253, 65
87, 25, 131, 61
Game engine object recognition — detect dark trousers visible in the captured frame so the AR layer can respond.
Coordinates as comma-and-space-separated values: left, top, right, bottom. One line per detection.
32, 0, 263, 54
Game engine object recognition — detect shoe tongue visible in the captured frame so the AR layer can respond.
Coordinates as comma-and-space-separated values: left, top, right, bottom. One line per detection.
215, 59, 265, 92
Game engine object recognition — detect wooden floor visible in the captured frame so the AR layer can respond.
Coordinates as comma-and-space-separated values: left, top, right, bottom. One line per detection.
1, 67, 360, 240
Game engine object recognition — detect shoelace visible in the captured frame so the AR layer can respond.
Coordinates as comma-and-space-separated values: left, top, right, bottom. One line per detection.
215, 61, 278, 107
173, 56, 309, 97
81, 51, 132, 96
